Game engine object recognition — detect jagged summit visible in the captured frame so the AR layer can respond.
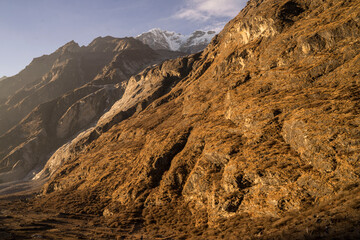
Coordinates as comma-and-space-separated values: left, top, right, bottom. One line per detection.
136, 28, 217, 53
87, 36, 151, 52
52, 40, 81, 56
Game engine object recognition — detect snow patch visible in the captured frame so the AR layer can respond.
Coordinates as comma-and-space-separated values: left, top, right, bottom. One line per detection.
136, 29, 218, 52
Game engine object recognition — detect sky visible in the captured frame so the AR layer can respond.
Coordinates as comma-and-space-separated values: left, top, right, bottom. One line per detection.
0, 0, 247, 77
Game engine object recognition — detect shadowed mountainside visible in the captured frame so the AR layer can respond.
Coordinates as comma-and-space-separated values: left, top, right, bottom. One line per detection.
0, 37, 185, 183
0, 0, 359, 239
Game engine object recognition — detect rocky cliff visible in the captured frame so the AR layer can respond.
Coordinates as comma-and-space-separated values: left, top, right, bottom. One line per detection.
0, 0, 359, 239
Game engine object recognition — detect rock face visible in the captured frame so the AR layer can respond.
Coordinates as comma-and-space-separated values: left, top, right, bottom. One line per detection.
0, 76, 6, 82
1, 0, 360, 239
136, 28, 217, 53
17, 0, 358, 239
34, 53, 201, 181
0, 37, 184, 183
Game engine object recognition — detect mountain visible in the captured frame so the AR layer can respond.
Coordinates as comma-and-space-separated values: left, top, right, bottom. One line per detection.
1, 0, 360, 239
136, 28, 217, 53
0, 37, 184, 183
0, 76, 6, 82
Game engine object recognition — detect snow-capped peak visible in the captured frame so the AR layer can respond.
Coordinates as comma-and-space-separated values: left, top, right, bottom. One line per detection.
136, 29, 217, 53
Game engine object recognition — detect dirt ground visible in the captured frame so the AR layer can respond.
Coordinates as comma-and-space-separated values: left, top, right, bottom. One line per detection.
1, 185, 359, 239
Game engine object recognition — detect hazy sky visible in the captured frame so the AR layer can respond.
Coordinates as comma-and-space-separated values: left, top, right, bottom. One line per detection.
0, 0, 247, 77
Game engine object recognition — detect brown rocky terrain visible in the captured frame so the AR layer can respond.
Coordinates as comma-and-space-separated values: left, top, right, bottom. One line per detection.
1, 0, 360, 239
0, 37, 168, 136
0, 37, 184, 183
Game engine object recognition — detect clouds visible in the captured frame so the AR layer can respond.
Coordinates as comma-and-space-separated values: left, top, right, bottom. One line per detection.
174, 0, 246, 22
201, 21, 229, 32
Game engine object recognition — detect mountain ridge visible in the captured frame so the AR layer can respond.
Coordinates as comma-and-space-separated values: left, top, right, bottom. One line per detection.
0, 36, 185, 183
136, 28, 217, 53
0, 27, 213, 184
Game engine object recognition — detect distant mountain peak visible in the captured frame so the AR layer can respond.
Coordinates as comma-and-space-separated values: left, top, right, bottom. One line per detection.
136, 28, 217, 53
56, 40, 81, 54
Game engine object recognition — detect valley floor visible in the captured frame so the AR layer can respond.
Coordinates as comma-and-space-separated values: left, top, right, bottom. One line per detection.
0, 186, 359, 239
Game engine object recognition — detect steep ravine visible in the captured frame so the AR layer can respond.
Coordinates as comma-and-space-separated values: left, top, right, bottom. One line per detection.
0, 0, 359, 239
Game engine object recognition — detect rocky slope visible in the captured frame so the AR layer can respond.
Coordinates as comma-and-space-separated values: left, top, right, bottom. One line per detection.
0, 37, 184, 183
137, 28, 217, 53
0, 37, 158, 136
1, 0, 360, 239
0, 76, 6, 82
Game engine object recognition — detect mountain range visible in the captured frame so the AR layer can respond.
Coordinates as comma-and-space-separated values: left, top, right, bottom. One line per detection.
0, 0, 359, 239
0, 36, 186, 183
0, 27, 216, 184
136, 28, 217, 53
